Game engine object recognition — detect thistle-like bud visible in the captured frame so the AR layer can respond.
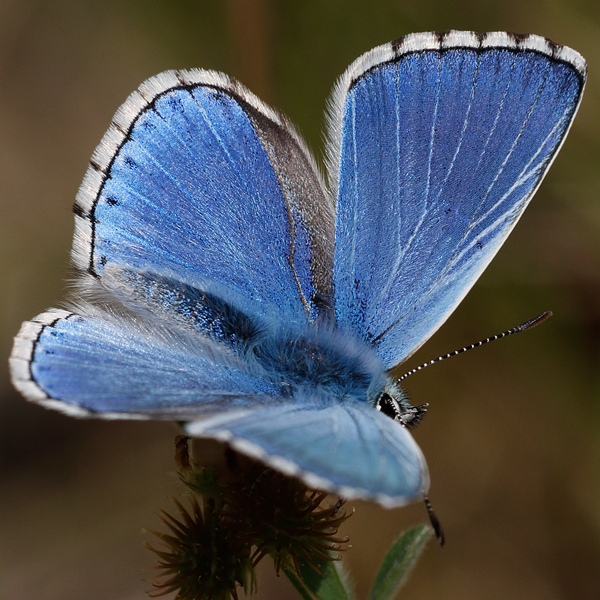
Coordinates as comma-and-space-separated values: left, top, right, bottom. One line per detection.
145, 495, 254, 600
145, 437, 352, 599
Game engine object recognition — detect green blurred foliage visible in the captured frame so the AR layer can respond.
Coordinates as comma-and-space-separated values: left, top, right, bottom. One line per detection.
1, 1, 599, 599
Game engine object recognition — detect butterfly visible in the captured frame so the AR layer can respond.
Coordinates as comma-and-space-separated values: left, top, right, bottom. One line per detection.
10, 31, 585, 510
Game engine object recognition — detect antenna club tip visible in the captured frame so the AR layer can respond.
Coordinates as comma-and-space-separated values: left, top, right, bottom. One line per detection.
524, 310, 553, 330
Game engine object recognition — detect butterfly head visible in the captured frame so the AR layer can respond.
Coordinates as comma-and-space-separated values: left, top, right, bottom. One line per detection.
375, 381, 428, 430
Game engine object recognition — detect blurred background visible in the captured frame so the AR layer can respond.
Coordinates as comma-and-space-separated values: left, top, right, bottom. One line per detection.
1, 0, 599, 598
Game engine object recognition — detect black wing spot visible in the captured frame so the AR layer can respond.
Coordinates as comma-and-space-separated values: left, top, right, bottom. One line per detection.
140, 118, 156, 131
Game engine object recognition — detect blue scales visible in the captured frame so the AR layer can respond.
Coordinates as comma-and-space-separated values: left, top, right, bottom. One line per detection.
10, 31, 586, 508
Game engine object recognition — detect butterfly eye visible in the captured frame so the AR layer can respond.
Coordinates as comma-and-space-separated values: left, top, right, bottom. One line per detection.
376, 393, 428, 430
375, 394, 401, 419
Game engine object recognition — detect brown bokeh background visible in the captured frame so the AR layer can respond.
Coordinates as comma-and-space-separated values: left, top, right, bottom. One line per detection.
1, 1, 599, 599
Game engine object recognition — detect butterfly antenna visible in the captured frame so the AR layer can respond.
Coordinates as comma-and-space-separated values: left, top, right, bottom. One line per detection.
398, 311, 552, 383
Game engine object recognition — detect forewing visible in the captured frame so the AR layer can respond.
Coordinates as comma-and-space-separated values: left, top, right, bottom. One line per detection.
74, 70, 334, 323
10, 309, 280, 419
186, 399, 428, 507
329, 31, 586, 367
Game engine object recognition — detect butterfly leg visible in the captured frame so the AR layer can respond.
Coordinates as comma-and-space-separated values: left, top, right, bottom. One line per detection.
424, 495, 444, 547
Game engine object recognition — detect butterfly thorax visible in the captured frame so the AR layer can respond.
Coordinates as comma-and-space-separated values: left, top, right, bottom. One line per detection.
248, 324, 387, 402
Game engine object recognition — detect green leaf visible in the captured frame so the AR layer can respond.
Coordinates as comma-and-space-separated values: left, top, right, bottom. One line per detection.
368, 524, 433, 600
283, 557, 354, 600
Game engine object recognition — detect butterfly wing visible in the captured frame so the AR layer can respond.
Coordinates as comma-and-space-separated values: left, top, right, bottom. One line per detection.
12, 70, 337, 416
10, 309, 281, 418
186, 398, 428, 506
74, 69, 334, 323
329, 31, 586, 368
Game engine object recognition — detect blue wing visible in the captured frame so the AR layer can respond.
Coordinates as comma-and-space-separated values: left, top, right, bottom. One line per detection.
186, 399, 428, 507
73, 70, 334, 323
11, 309, 429, 506
329, 31, 586, 368
9, 309, 280, 418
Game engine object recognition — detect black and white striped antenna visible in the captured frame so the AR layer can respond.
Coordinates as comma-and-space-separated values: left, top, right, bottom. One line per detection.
397, 311, 552, 383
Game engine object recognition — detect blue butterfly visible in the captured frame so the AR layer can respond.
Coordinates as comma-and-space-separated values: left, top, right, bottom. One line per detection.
10, 31, 585, 509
